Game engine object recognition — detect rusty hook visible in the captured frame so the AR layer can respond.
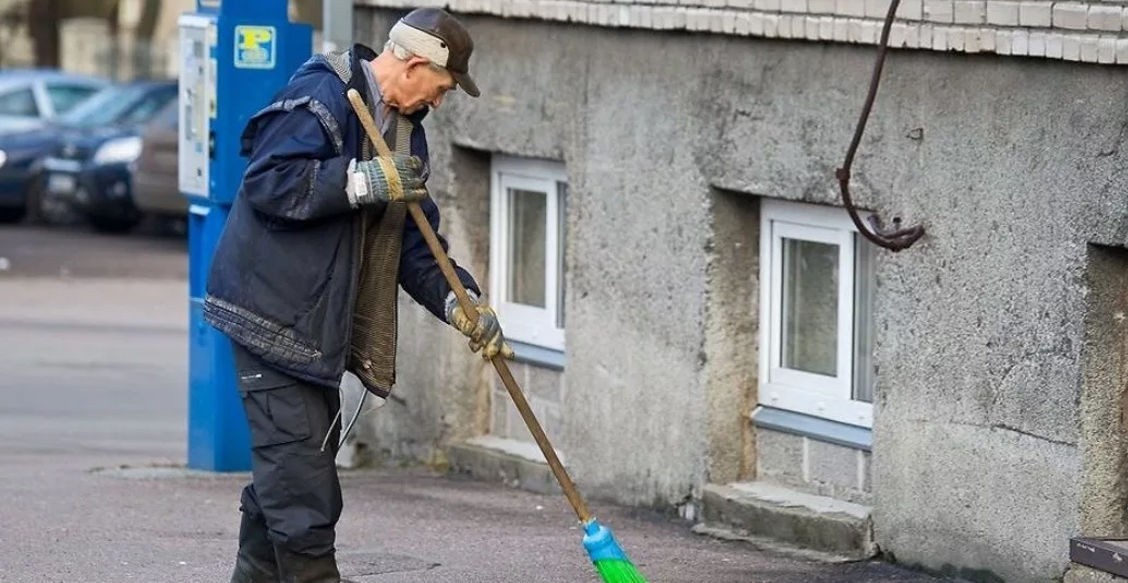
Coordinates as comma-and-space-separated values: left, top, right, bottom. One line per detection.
837, 0, 925, 252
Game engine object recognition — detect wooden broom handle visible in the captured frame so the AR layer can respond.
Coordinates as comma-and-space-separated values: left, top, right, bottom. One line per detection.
346, 89, 592, 523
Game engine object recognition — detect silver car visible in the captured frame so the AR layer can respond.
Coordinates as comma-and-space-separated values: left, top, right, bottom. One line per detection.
0, 70, 108, 135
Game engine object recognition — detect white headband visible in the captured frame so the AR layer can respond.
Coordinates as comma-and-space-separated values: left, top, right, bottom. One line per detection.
388, 21, 450, 68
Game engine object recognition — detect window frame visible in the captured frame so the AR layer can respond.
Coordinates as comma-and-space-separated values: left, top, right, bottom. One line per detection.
489, 156, 568, 352
759, 199, 874, 428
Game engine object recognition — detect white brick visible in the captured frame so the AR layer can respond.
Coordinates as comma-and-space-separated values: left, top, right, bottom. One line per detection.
834, 17, 850, 40
890, 21, 908, 46
861, 18, 879, 42
779, 0, 806, 12
1018, 1, 1052, 27
1053, 3, 1089, 30
754, 0, 781, 10
996, 29, 1013, 54
964, 28, 981, 52
1062, 34, 1082, 60
820, 16, 835, 38
1099, 36, 1117, 63
691, 8, 712, 29
1116, 38, 1128, 64
986, 1, 1019, 25
1027, 30, 1046, 56
946, 26, 965, 49
1045, 33, 1064, 58
727, 0, 755, 8
733, 11, 752, 34
905, 23, 921, 47
865, 0, 890, 18
748, 12, 766, 34
953, 0, 985, 23
919, 23, 934, 48
1123, 7, 1128, 33
924, 0, 954, 22
722, 9, 739, 32
784, 14, 801, 36
848, 17, 865, 41
702, 0, 727, 8
839, 0, 867, 16
1088, 5, 1123, 32
763, 13, 780, 36
1011, 29, 1029, 55
899, 0, 923, 19
803, 13, 821, 37
979, 26, 996, 51
932, 26, 948, 49
778, 14, 794, 36
710, 9, 728, 31
808, 0, 835, 13
1080, 35, 1100, 62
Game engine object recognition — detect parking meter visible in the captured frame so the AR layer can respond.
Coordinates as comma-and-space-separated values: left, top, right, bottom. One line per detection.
179, 0, 311, 471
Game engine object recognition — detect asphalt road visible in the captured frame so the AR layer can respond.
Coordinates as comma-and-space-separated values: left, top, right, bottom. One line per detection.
0, 224, 949, 582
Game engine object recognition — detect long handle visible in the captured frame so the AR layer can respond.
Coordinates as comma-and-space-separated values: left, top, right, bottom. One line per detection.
346, 89, 592, 523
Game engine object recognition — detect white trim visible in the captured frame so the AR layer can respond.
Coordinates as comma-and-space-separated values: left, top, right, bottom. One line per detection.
388, 21, 450, 66
759, 199, 873, 429
490, 156, 568, 352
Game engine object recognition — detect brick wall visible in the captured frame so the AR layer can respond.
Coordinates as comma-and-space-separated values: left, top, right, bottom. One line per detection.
357, 0, 1128, 64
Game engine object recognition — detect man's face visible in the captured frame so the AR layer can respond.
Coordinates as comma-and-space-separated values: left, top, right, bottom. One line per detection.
395, 57, 456, 114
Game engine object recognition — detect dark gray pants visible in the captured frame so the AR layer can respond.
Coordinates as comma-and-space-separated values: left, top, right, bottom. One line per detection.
233, 345, 342, 558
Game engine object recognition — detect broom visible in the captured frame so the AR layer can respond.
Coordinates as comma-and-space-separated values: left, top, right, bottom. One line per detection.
346, 89, 647, 583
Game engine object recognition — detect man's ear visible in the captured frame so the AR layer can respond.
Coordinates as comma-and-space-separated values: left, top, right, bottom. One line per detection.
404, 55, 431, 77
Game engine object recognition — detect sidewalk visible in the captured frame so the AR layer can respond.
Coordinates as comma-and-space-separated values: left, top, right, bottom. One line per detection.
0, 249, 949, 582
0, 461, 947, 583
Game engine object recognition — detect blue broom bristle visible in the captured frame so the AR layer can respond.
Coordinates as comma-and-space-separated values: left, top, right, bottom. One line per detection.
582, 520, 649, 583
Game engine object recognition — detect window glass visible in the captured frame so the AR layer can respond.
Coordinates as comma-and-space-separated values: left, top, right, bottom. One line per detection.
47, 84, 98, 114
0, 88, 38, 117
507, 188, 548, 308
780, 238, 839, 377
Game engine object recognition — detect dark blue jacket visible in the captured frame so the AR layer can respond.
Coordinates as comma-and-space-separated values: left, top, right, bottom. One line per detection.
204, 45, 479, 389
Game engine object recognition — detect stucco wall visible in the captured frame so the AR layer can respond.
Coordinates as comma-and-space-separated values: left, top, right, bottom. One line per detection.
355, 8, 1128, 581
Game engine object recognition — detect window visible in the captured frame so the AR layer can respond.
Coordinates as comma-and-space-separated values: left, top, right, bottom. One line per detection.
759, 199, 875, 428
490, 156, 567, 352
46, 84, 99, 115
0, 88, 38, 117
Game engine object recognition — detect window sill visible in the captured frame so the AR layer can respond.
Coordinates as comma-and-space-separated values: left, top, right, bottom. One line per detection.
751, 406, 872, 451
508, 340, 565, 371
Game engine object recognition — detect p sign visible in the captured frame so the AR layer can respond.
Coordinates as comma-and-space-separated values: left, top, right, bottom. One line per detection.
234, 25, 276, 69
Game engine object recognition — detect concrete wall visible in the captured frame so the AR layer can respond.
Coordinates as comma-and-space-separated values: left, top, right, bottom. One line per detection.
355, 7, 1128, 581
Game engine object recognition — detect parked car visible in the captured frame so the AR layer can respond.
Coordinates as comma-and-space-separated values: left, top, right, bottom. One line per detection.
0, 70, 107, 135
40, 80, 178, 232
0, 80, 177, 224
132, 100, 184, 228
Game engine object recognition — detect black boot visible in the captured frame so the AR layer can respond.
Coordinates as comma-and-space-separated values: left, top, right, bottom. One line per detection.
229, 512, 278, 583
275, 548, 356, 583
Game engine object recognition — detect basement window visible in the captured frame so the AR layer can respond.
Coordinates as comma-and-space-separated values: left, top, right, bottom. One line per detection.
759, 199, 875, 428
490, 156, 567, 353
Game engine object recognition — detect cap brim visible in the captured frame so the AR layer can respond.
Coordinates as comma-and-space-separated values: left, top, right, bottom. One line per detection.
452, 70, 480, 97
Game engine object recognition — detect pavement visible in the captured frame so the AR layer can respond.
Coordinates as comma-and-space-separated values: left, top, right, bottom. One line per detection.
0, 224, 951, 582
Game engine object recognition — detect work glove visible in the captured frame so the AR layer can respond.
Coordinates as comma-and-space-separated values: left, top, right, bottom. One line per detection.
345, 155, 428, 206
445, 292, 515, 360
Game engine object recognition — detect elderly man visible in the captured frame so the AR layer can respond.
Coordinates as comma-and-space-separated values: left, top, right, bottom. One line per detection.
204, 8, 509, 582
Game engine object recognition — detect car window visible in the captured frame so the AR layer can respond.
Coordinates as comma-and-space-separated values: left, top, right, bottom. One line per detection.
0, 88, 39, 117
46, 84, 99, 114
153, 100, 178, 130
115, 86, 178, 126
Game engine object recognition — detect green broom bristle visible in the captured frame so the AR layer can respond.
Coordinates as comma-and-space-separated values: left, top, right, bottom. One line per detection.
594, 558, 649, 583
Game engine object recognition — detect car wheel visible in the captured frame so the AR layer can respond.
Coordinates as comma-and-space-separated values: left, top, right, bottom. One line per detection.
26, 176, 82, 226
89, 215, 140, 234
0, 206, 26, 224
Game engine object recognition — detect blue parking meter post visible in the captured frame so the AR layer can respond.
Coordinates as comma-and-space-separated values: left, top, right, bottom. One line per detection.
179, 0, 312, 471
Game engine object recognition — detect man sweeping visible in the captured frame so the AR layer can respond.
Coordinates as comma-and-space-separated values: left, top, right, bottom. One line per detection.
203, 8, 511, 582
